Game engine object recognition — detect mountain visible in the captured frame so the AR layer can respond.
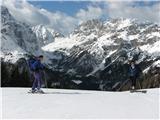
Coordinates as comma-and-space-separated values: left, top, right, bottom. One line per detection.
1, 6, 63, 86
1, 6, 160, 90
1, 6, 63, 63
32, 24, 64, 47
42, 19, 160, 90
1, 6, 37, 62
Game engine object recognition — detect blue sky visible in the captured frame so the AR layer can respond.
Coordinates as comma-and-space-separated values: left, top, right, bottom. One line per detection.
29, 1, 92, 16
29, 1, 158, 17
3, 0, 160, 35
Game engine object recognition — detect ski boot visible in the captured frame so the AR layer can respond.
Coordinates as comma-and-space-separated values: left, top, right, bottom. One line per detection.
37, 89, 45, 94
28, 89, 37, 93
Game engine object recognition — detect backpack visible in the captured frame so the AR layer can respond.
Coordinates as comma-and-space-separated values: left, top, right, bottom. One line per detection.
28, 57, 37, 71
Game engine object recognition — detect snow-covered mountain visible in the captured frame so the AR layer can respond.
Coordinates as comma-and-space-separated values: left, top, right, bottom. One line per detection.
42, 19, 160, 90
32, 24, 63, 47
1, 6, 62, 63
0, 6, 63, 87
42, 19, 160, 74
1, 6, 160, 90
1, 6, 37, 62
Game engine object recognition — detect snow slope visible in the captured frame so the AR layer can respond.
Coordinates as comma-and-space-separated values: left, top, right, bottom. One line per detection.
1, 88, 159, 119
1, 6, 63, 64
32, 24, 63, 47
41, 19, 160, 76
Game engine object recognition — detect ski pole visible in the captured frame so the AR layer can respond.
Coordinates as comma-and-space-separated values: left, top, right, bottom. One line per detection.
137, 80, 141, 89
43, 70, 48, 88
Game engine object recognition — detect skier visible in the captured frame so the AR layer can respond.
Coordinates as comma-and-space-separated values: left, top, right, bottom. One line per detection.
30, 55, 45, 93
28, 56, 36, 83
128, 60, 141, 90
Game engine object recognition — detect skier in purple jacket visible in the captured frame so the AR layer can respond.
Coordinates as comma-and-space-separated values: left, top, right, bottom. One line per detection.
31, 55, 45, 93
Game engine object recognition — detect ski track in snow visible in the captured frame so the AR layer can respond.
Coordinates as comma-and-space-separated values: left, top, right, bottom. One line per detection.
1, 88, 160, 119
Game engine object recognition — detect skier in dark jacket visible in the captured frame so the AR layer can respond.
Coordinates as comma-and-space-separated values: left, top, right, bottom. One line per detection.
31, 55, 45, 93
128, 60, 141, 90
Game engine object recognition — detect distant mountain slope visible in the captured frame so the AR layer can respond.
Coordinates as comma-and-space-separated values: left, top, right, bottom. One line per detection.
32, 24, 64, 46
42, 19, 160, 90
1, 6, 63, 63
42, 19, 160, 75
1, 6, 160, 90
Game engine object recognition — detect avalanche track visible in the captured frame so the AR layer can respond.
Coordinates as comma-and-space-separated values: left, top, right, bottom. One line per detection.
1, 88, 159, 119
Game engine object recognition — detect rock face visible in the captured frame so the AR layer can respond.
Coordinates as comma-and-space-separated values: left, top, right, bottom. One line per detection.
42, 19, 160, 90
1, 6, 38, 54
32, 25, 64, 47
1, 58, 31, 87
1, 6, 160, 91
1, 6, 63, 87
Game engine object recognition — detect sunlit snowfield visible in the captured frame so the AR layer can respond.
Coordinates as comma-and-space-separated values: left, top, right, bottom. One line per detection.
1, 88, 159, 119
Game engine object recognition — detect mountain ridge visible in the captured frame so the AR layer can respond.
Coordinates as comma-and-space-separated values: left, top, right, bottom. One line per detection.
1, 6, 160, 90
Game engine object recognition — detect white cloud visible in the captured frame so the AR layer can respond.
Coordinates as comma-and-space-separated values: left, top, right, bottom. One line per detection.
105, 1, 160, 24
2, 0, 77, 35
76, 5, 103, 24
2, 0, 104, 35
2, 0, 50, 25
2, 0, 160, 35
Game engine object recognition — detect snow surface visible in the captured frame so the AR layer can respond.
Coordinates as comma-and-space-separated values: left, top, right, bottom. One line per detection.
153, 60, 160, 67
1, 35, 27, 63
32, 24, 61, 46
118, 31, 128, 40
1, 88, 159, 119
87, 50, 117, 76
72, 80, 82, 85
143, 60, 160, 73
140, 40, 160, 56
117, 19, 132, 30
128, 34, 139, 40
42, 33, 98, 53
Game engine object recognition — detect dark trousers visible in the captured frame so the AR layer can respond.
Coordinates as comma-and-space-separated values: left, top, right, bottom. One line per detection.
130, 76, 136, 87
32, 72, 42, 90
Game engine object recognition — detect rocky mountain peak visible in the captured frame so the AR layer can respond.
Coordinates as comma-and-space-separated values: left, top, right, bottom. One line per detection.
1, 6, 15, 24
1, 6, 160, 91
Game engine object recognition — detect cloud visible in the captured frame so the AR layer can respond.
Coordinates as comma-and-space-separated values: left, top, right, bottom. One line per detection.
76, 5, 103, 24
39, 9, 77, 35
2, 0, 50, 25
105, 1, 160, 23
2, 0, 77, 35
2, 0, 105, 35
2, 0, 160, 36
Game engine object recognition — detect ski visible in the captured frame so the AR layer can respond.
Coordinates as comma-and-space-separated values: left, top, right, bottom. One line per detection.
130, 90, 147, 93
28, 91, 46, 94
28, 90, 45, 94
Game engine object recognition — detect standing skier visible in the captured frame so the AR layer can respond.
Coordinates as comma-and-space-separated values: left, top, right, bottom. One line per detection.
31, 55, 45, 93
128, 60, 141, 90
